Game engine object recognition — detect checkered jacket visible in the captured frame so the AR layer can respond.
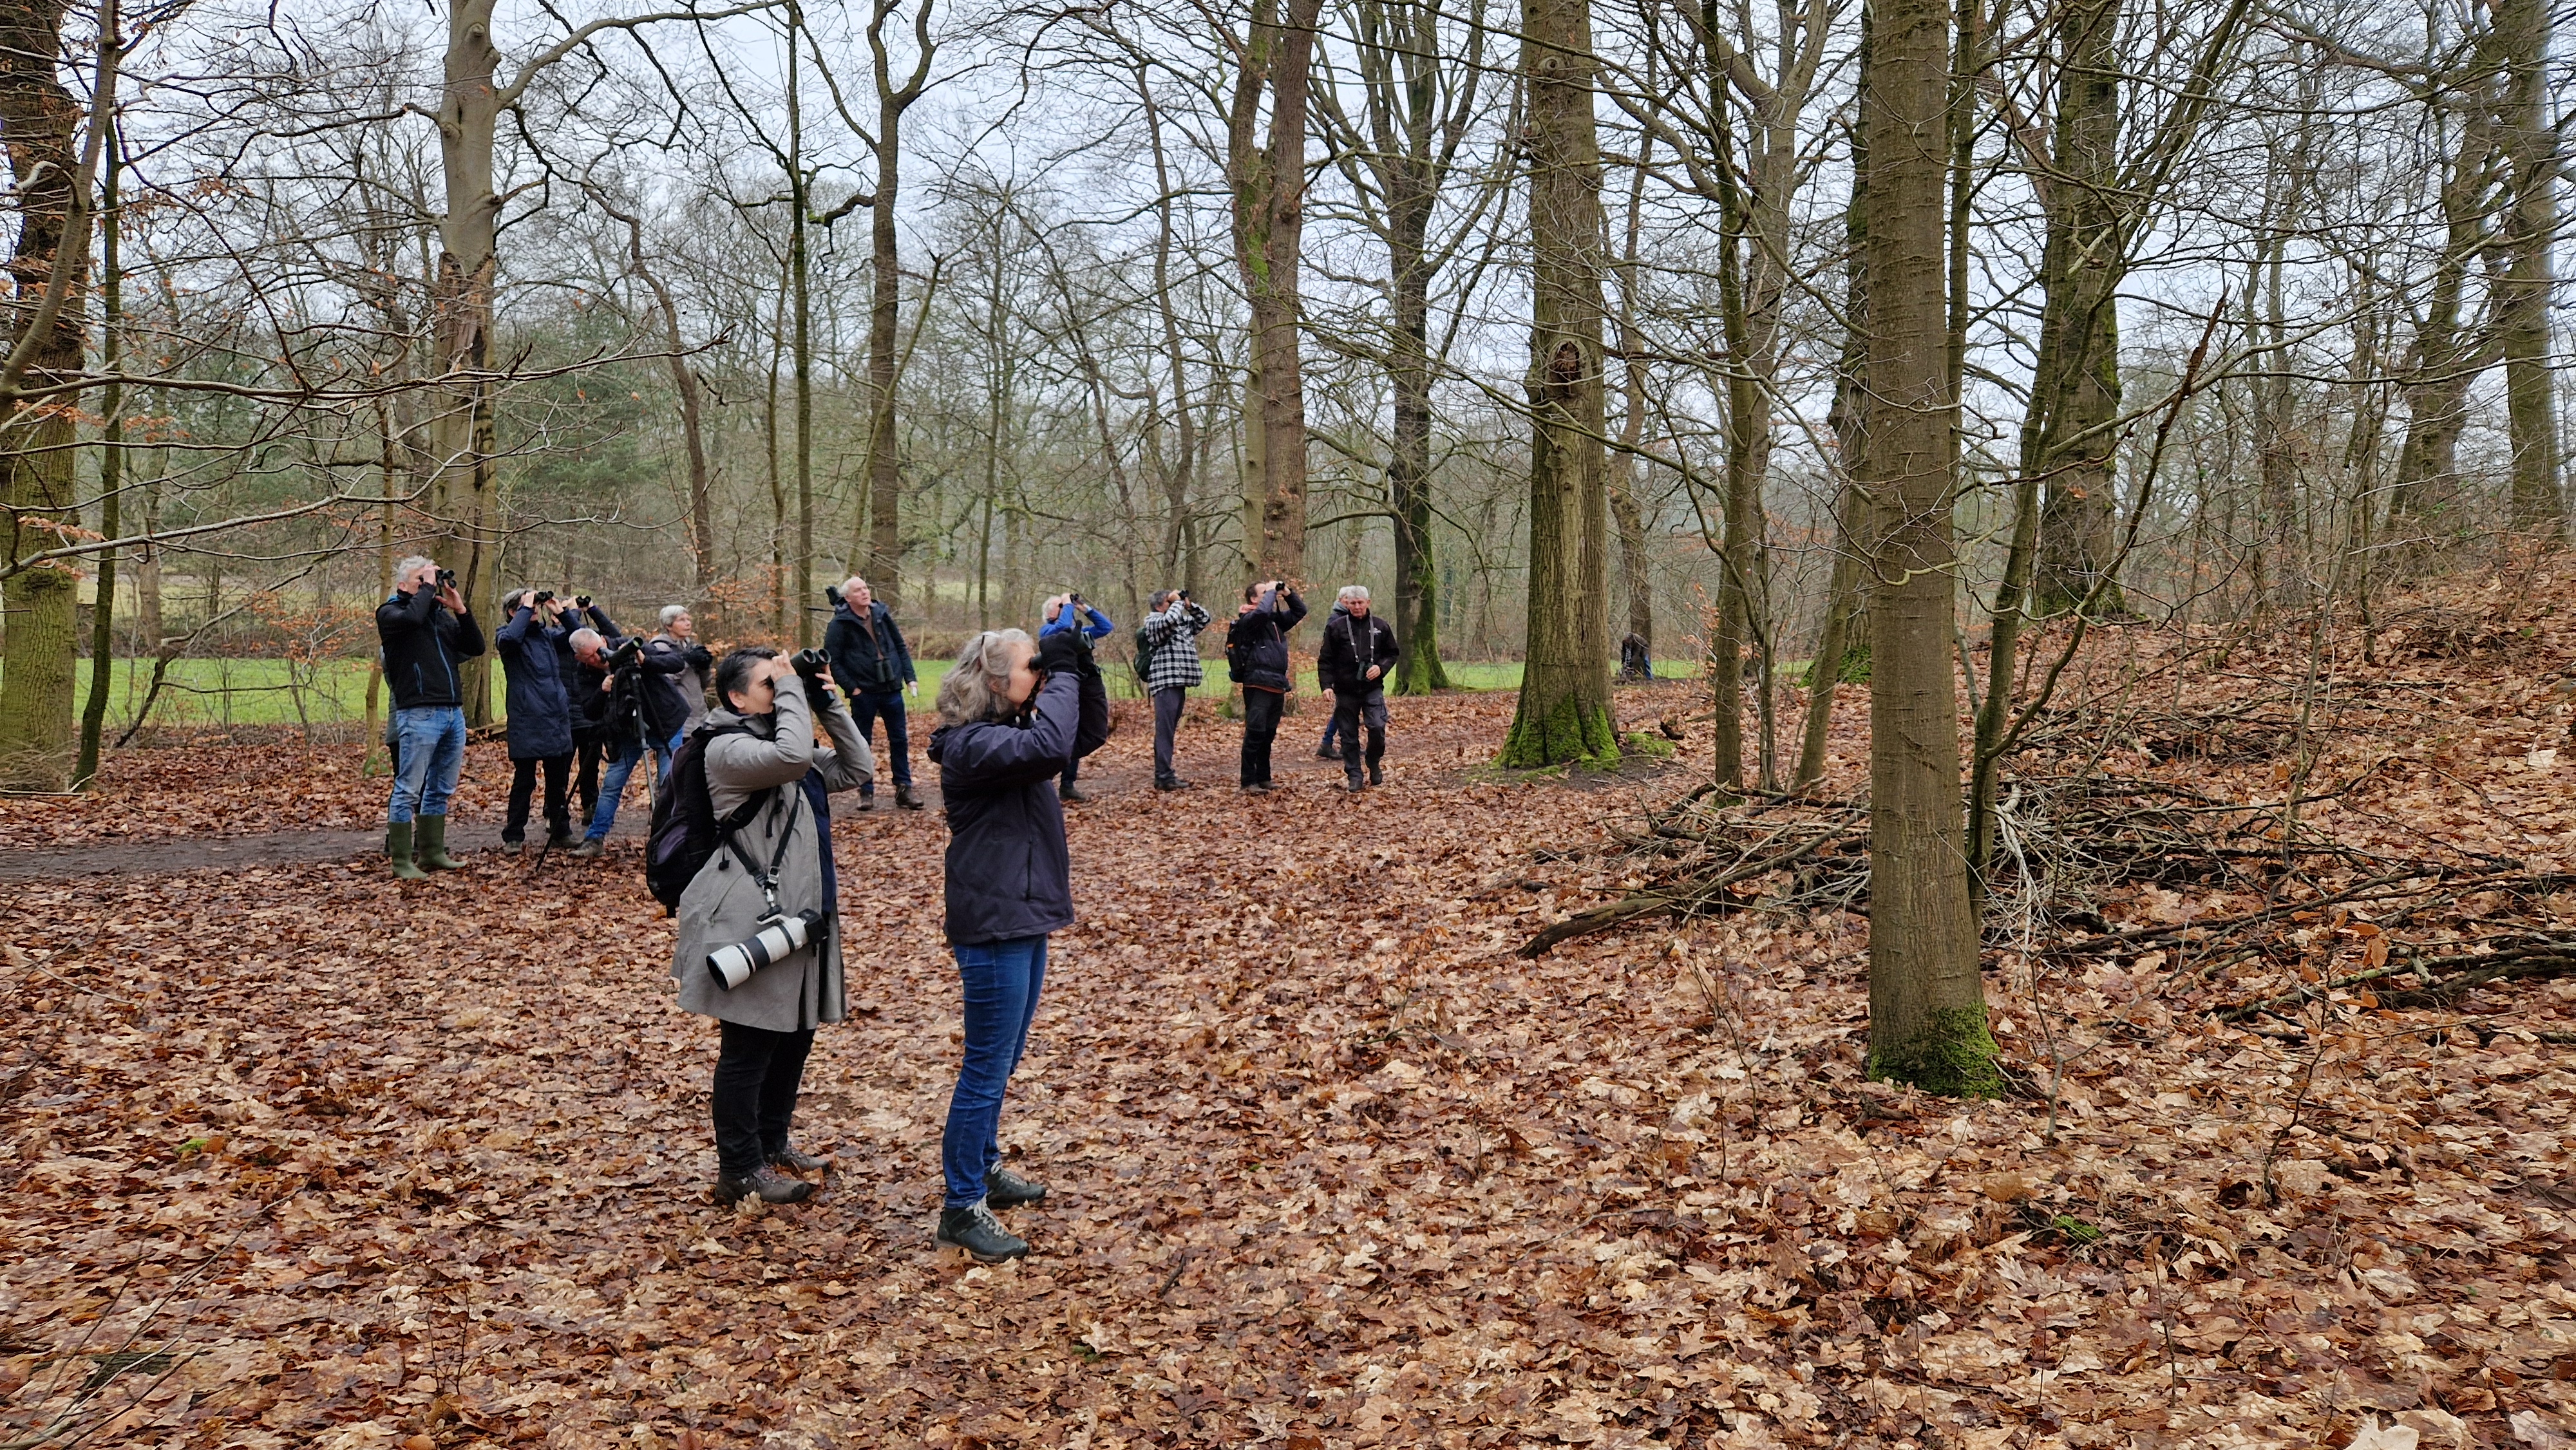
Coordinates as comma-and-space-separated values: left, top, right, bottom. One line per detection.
1138, 599, 1213, 693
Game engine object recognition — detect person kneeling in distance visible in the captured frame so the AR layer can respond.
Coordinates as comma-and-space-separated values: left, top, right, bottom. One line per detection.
669, 647, 873, 1206
925, 625, 1109, 1260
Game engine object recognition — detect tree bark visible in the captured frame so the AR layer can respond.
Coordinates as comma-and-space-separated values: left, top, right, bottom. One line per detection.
1859, 0, 1996, 1095
432, 0, 504, 722
1226, 0, 1325, 585
75, 119, 122, 789
858, 0, 937, 606
1499, 0, 1618, 768
0, 0, 94, 789
2492, 0, 2561, 536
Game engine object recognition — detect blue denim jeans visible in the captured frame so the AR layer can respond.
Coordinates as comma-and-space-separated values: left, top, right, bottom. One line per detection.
652, 726, 685, 786
388, 706, 467, 824
583, 739, 643, 842
941, 934, 1049, 1207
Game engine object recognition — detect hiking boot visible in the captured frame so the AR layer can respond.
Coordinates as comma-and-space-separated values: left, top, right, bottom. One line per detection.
1316, 745, 1338, 760
854, 793, 877, 813
1345, 778, 1365, 794
895, 784, 924, 810
1059, 782, 1090, 804
1155, 778, 1192, 792
1368, 764, 1384, 787
500, 837, 526, 856
415, 814, 463, 870
936, 1201, 1029, 1262
1240, 782, 1272, 795
985, 1166, 1048, 1209
713, 1165, 813, 1206
544, 831, 578, 852
385, 821, 426, 880
569, 838, 605, 858
769, 1144, 833, 1174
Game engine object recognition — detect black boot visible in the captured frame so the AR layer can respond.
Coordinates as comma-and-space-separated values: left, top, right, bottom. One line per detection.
985, 1166, 1047, 1209
895, 784, 924, 810
713, 1165, 813, 1205
769, 1144, 833, 1173
936, 1201, 1029, 1262
1368, 762, 1385, 786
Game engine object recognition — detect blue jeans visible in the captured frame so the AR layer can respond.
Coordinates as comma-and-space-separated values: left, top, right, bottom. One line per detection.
652, 726, 685, 786
388, 706, 466, 824
942, 934, 1048, 1207
584, 739, 643, 842
849, 688, 911, 791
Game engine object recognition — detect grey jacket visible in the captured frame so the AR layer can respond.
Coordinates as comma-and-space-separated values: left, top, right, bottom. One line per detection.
670, 675, 874, 1031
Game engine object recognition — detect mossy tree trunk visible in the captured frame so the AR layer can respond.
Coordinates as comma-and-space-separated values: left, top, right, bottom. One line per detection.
1859, 0, 1997, 1096
1226, 0, 1325, 587
1499, 0, 1616, 769
0, 0, 95, 791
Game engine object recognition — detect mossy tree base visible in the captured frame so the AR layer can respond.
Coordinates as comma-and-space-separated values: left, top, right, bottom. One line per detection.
1866, 1006, 2005, 1098
1499, 688, 1620, 769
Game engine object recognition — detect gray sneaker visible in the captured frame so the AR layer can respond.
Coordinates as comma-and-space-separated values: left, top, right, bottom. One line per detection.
714, 1165, 813, 1205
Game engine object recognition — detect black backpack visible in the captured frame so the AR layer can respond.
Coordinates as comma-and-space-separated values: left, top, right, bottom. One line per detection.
1133, 623, 1158, 686
1225, 617, 1254, 684
645, 720, 763, 914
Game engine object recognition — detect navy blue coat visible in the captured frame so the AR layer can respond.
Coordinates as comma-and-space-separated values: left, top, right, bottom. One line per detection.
824, 601, 916, 696
495, 607, 577, 759
927, 669, 1112, 945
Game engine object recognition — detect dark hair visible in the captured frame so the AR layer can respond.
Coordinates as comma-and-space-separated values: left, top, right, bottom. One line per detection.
715, 646, 781, 710
1242, 581, 1260, 604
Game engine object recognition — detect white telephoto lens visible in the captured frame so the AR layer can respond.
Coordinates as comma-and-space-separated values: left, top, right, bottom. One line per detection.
705, 913, 815, 991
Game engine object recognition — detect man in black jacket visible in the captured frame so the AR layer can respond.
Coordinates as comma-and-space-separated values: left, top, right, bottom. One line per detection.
824, 576, 923, 811
1318, 585, 1401, 791
375, 556, 486, 878
1224, 579, 1307, 793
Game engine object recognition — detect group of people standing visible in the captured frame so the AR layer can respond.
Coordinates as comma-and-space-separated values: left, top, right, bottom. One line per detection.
374, 556, 1405, 1261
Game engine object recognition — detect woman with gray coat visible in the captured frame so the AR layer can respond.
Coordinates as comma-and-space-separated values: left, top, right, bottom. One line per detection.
671, 648, 873, 1205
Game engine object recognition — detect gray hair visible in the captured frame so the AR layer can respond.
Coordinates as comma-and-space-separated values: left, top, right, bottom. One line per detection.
938, 628, 1034, 727
395, 555, 436, 585
840, 575, 868, 597
569, 628, 603, 655
659, 604, 688, 628
1337, 584, 1370, 605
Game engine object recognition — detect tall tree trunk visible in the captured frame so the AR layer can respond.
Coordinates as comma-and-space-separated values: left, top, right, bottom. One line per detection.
1860, 0, 1996, 1095
75, 120, 122, 789
1139, 73, 1200, 588
2385, 112, 2489, 548
1499, 0, 1617, 767
785, 19, 816, 644
1611, 132, 1655, 666
0, 0, 96, 789
2023, 0, 2125, 617
433, 0, 503, 722
1226, 0, 1325, 585
1387, 147, 1450, 693
858, 0, 938, 605
607, 204, 716, 594
2492, 0, 2561, 536
1797, 72, 1870, 795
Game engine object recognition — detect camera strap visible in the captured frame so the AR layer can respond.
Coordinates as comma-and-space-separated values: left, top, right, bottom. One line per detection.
723, 788, 803, 919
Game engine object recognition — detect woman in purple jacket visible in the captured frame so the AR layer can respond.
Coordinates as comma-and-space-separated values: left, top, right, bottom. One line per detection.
923, 626, 1110, 1261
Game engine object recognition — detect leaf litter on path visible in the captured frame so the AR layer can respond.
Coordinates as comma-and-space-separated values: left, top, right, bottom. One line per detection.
3, 663, 2573, 1449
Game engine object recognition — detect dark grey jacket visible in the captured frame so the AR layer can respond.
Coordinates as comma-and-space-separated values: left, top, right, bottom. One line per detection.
926, 670, 1112, 945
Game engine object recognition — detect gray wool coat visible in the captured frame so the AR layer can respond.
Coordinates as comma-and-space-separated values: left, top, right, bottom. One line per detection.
670, 674, 873, 1031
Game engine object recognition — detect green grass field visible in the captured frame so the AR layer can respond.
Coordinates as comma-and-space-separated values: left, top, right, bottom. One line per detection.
28, 655, 1701, 729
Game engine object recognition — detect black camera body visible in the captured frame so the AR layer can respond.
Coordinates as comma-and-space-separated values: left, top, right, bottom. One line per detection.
607, 636, 645, 669
823, 585, 844, 608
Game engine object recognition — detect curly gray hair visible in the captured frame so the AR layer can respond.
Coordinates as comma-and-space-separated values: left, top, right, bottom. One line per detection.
937, 628, 1034, 727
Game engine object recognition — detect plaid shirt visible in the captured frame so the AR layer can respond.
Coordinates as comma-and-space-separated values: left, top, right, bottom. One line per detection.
1139, 600, 1213, 693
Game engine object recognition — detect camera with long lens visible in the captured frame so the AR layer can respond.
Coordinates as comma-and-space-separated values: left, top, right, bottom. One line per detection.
707, 909, 824, 990
823, 585, 844, 608
607, 636, 645, 668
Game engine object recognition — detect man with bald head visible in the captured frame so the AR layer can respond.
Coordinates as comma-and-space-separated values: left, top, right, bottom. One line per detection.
824, 575, 922, 810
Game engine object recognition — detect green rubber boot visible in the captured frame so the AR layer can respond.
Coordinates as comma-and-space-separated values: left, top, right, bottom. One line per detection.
416, 814, 463, 871
386, 821, 427, 880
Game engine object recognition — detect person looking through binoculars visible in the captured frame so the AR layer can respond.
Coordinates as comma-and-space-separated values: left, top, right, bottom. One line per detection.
375, 556, 484, 878
924, 625, 1110, 1260
670, 646, 874, 1205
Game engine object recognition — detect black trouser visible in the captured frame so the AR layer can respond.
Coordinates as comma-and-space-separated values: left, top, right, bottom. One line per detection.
573, 735, 603, 825
504, 753, 574, 843
1240, 687, 1284, 786
1334, 686, 1389, 784
712, 1021, 816, 1179
1152, 687, 1188, 786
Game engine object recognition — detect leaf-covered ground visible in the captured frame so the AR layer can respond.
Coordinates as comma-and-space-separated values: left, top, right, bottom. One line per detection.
5, 591, 2575, 1450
